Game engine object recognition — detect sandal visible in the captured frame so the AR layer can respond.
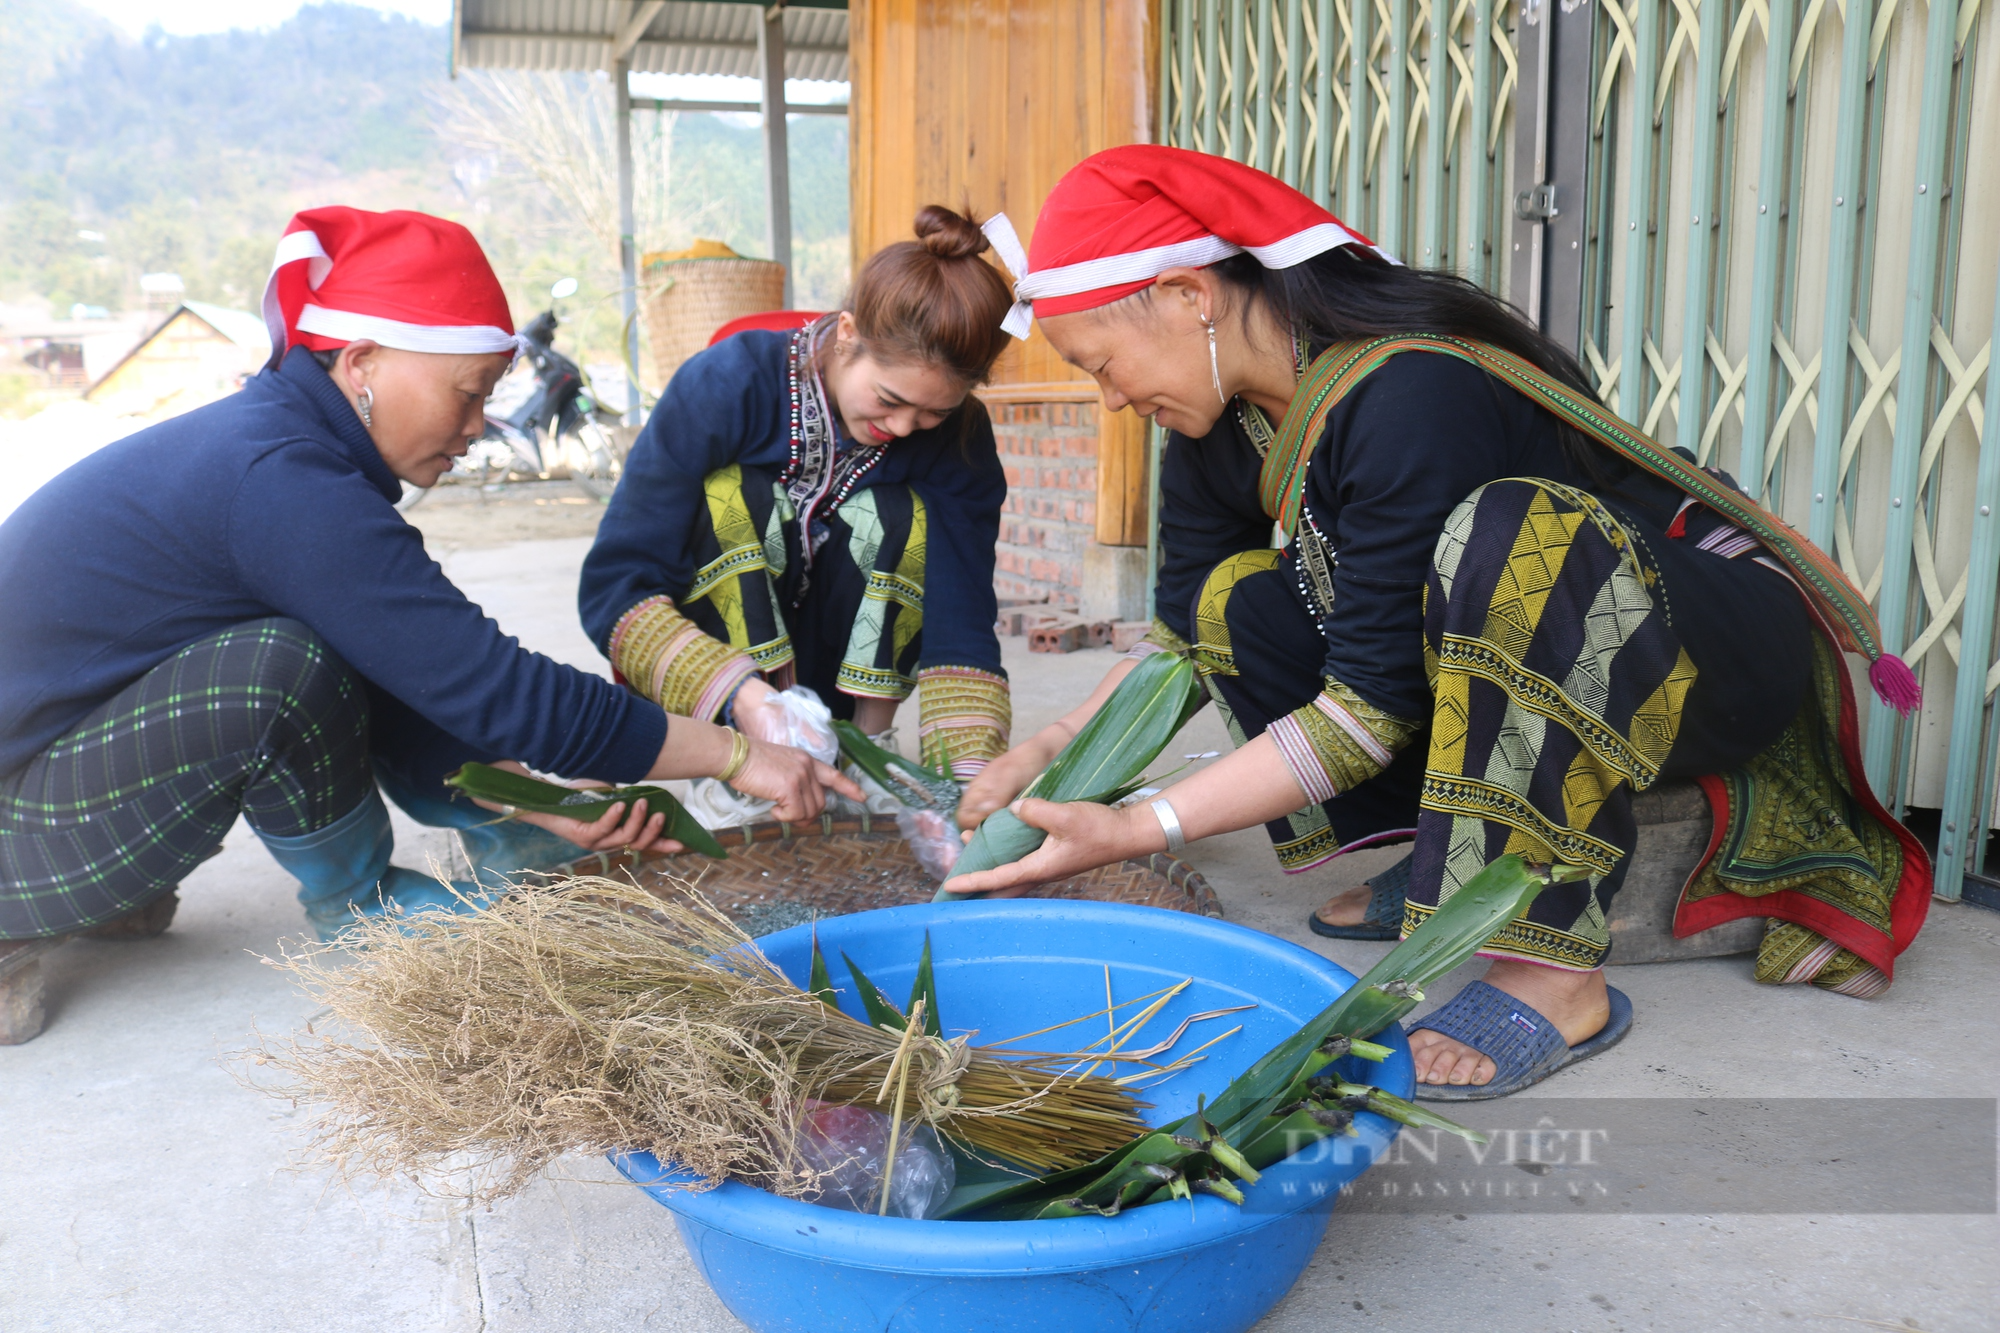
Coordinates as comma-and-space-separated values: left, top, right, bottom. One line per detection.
1307, 853, 1409, 941
1406, 979, 1633, 1101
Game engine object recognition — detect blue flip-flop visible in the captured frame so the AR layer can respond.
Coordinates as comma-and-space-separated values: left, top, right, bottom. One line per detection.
1307, 853, 1409, 941
1406, 979, 1633, 1101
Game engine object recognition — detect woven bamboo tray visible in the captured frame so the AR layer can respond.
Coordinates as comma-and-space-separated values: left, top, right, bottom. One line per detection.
556, 815, 1222, 936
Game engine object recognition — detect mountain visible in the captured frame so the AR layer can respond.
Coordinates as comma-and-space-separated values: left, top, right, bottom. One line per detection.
0, 0, 850, 367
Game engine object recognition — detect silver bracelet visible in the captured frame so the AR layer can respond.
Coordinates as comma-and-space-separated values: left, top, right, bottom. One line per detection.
1150, 797, 1186, 853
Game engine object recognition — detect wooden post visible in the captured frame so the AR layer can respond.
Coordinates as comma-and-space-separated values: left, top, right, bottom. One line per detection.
1094, 407, 1151, 547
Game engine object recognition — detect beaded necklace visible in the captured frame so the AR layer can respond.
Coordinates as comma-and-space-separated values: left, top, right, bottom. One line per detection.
1229, 335, 1336, 618
783, 320, 883, 578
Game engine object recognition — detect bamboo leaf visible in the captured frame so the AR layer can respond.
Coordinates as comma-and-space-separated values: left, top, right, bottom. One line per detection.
1023, 653, 1202, 804
906, 932, 942, 1037
840, 952, 907, 1032
832, 720, 961, 812
950, 854, 1570, 1218
807, 930, 837, 1010
444, 763, 728, 859
1197, 854, 1557, 1141
948, 654, 1203, 884
1330, 1082, 1487, 1144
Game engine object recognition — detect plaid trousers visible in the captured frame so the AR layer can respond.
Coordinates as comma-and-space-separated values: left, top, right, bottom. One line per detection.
0, 618, 373, 938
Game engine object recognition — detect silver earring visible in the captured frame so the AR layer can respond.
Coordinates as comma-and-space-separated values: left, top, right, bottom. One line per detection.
357, 385, 374, 429
1205, 317, 1226, 405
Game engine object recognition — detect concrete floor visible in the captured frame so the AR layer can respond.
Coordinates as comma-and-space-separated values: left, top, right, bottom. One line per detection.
4, 531, 1995, 1333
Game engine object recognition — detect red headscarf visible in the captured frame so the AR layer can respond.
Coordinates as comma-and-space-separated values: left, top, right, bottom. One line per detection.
260, 206, 520, 363
980, 146, 1392, 336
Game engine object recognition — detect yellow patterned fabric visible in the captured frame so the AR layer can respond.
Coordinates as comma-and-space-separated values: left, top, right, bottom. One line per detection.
1192, 549, 1282, 676
834, 487, 928, 699
607, 594, 760, 722
1406, 478, 1697, 972
1268, 678, 1423, 803
1127, 616, 1192, 661
917, 666, 1011, 779
689, 465, 795, 672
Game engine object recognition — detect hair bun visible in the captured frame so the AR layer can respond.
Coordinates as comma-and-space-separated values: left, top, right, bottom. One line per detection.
913, 204, 990, 261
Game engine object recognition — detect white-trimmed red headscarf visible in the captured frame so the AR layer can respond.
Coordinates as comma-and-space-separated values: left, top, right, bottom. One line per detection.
980, 146, 1395, 337
261, 206, 521, 364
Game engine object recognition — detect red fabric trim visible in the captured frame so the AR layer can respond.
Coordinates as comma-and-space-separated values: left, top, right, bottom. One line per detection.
1670, 609, 1932, 979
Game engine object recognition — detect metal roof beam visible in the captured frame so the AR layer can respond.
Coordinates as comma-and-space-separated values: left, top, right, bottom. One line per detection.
629, 97, 847, 115
460, 30, 846, 60
610, 1, 668, 62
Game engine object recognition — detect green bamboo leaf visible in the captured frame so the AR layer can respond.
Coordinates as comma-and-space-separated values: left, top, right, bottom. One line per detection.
946, 808, 1048, 883
832, 720, 961, 812
906, 932, 942, 1037
1198, 854, 1557, 1141
945, 654, 1203, 886
807, 929, 838, 1009
840, 952, 907, 1032
1329, 1081, 1487, 1144
444, 762, 728, 859
951, 854, 1570, 1218
1025, 652, 1201, 803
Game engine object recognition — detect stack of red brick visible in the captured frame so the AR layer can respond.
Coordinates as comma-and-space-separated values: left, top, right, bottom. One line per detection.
996, 598, 1150, 655
987, 400, 1100, 606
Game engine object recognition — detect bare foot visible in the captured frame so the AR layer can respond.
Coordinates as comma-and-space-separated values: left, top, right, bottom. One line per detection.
1312, 882, 1375, 927
1407, 961, 1610, 1087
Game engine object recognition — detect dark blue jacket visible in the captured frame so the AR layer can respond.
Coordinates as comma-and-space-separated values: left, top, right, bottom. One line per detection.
0, 347, 666, 782
579, 330, 1006, 676
1155, 352, 1686, 720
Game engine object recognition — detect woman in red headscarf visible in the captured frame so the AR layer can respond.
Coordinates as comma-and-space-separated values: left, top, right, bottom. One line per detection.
0, 207, 855, 945
943, 148, 1929, 1100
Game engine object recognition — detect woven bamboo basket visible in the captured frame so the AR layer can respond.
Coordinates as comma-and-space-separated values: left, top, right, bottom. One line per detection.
642, 256, 785, 390
556, 815, 1222, 936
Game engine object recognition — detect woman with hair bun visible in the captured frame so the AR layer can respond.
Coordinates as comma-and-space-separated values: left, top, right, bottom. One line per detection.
581, 206, 1018, 782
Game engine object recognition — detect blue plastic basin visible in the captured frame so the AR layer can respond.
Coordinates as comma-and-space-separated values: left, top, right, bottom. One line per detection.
613, 899, 1412, 1333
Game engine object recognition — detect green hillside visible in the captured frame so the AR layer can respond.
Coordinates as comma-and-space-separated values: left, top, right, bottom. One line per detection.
0, 0, 850, 373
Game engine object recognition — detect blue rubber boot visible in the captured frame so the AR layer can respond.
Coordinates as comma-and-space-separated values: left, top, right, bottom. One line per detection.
372, 763, 583, 892
255, 789, 486, 941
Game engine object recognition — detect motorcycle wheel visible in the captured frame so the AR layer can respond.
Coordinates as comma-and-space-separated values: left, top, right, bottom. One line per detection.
567, 418, 623, 501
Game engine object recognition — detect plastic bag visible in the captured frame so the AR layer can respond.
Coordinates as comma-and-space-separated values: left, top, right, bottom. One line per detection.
794, 1101, 956, 1220
896, 806, 962, 881
680, 686, 840, 829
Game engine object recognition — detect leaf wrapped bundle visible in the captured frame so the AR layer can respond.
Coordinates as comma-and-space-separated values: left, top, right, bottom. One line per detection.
444, 761, 729, 859
947, 653, 1205, 884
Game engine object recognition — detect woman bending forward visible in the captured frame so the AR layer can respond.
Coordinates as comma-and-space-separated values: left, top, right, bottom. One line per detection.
947, 148, 1929, 1100
0, 208, 852, 944
581, 207, 1017, 781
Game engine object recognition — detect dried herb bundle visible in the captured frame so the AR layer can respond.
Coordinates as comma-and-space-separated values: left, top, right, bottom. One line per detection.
247, 879, 1147, 1206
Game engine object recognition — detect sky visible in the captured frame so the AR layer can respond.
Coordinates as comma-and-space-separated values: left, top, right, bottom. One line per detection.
74, 0, 451, 34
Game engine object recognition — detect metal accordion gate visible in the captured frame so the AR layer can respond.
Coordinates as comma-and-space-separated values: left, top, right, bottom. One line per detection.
1152, 0, 1999, 903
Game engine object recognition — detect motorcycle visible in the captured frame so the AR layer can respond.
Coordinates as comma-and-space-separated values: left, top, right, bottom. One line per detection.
434, 278, 626, 502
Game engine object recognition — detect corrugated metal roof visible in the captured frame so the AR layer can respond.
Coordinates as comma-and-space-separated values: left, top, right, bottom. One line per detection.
455, 1, 849, 81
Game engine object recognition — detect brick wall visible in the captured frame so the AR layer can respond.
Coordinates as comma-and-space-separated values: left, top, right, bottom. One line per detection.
987, 399, 1099, 605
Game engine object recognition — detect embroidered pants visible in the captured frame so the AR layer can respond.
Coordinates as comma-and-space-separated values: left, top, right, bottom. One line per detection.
1199, 477, 1813, 970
